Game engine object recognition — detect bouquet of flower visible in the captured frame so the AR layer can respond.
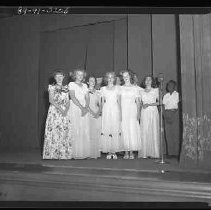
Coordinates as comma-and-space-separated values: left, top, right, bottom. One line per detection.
55, 85, 69, 94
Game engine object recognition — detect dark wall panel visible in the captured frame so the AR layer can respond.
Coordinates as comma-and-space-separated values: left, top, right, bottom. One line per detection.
0, 16, 40, 151
128, 14, 152, 84
152, 15, 177, 92
114, 18, 127, 73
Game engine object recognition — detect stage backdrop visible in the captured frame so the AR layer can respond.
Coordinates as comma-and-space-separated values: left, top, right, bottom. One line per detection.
38, 18, 128, 149
0, 16, 40, 151
179, 14, 211, 170
0, 14, 178, 156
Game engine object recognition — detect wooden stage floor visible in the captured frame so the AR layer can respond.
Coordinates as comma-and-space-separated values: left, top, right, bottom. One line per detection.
0, 150, 211, 207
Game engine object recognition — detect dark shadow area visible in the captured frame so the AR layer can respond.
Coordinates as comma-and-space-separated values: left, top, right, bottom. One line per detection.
175, 15, 183, 163
0, 201, 209, 208
39, 76, 55, 157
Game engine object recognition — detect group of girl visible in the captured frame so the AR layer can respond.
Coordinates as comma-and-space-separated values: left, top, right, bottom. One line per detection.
42, 68, 179, 160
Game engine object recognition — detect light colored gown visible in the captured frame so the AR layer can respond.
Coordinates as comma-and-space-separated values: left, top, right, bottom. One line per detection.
120, 85, 141, 151
43, 85, 72, 159
88, 89, 101, 158
68, 82, 91, 159
138, 88, 160, 158
100, 86, 122, 153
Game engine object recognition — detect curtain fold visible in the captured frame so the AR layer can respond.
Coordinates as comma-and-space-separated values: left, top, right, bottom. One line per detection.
179, 14, 211, 170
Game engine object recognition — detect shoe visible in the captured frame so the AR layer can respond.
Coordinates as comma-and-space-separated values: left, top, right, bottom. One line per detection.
112, 154, 118, 159
129, 154, 134, 159
106, 154, 112, 159
123, 154, 129, 159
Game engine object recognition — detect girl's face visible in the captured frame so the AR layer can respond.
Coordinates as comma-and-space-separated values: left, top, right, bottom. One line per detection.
107, 73, 115, 85
76, 71, 84, 82
145, 76, 152, 87
167, 82, 175, 92
55, 74, 64, 85
116, 76, 121, 85
122, 72, 130, 84
88, 77, 96, 88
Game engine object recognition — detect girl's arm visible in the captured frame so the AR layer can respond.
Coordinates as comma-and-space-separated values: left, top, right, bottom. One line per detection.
69, 90, 84, 110
85, 92, 90, 109
117, 94, 122, 121
64, 99, 70, 115
135, 97, 141, 121
49, 90, 64, 115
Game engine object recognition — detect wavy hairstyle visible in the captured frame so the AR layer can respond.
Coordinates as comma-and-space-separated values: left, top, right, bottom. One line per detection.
141, 75, 157, 88
71, 68, 86, 82
50, 70, 66, 85
119, 69, 135, 85
103, 71, 116, 86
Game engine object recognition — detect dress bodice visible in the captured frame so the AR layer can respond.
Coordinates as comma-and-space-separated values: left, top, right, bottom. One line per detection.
48, 84, 69, 107
68, 82, 88, 105
100, 86, 120, 104
141, 88, 159, 104
120, 85, 140, 102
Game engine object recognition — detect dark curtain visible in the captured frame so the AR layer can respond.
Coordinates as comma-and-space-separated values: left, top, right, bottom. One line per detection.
179, 15, 211, 170
38, 18, 127, 150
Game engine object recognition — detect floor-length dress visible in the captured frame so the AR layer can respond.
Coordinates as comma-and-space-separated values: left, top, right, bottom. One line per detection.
68, 82, 91, 159
120, 85, 141, 151
100, 86, 122, 153
43, 85, 72, 159
88, 89, 101, 158
138, 88, 160, 158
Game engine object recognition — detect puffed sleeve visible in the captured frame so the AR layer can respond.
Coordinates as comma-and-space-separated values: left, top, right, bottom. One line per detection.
134, 86, 140, 98
68, 82, 74, 91
83, 83, 89, 94
48, 84, 54, 93
100, 87, 105, 97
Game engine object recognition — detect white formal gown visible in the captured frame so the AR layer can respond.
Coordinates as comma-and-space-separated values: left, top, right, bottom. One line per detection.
138, 88, 160, 158
68, 82, 91, 159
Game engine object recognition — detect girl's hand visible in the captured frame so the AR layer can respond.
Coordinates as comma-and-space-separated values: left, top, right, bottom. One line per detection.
81, 107, 88, 117
60, 108, 66, 117
143, 104, 149, 109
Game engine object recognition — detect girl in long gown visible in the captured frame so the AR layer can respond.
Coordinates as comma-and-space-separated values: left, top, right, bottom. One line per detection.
120, 70, 141, 159
100, 72, 122, 159
87, 75, 101, 159
43, 71, 72, 159
138, 76, 160, 159
68, 69, 91, 159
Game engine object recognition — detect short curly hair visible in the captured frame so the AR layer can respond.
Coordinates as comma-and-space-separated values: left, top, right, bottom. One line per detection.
141, 75, 157, 88
86, 74, 97, 88
71, 68, 86, 81
103, 71, 116, 86
53, 70, 66, 78
166, 80, 177, 91
120, 69, 135, 85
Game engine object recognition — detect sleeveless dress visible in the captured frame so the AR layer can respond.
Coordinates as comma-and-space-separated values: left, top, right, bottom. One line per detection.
43, 84, 72, 159
120, 85, 141, 151
88, 89, 101, 158
138, 88, 160, 158
68, 82, 91, 159
100, 86, 122, 153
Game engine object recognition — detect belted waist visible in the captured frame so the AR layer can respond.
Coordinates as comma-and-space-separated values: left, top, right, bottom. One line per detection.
165, 109, 178, 112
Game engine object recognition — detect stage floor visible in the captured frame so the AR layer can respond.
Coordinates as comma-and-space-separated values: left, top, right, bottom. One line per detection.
0, 150, 211, 204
